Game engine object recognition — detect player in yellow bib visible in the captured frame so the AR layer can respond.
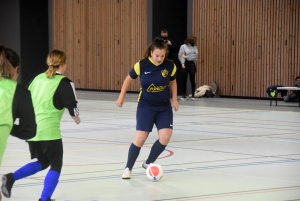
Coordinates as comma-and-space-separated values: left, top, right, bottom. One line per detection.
2, 50, 81, 201
0, 46, 36, 201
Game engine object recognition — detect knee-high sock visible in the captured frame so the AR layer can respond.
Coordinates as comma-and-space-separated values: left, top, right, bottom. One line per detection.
146, 140, 166, 164
13, 161, 42, 181
40, 170, 60, 201
125, 143, 141, 170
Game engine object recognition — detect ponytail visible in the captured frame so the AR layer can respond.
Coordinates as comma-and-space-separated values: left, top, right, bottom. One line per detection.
45, 50, 66, 78
143, 37, 168, 59
45, 66, 57, 78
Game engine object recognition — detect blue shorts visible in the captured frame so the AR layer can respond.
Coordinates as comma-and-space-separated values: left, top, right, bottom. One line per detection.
136, 107, 173, 132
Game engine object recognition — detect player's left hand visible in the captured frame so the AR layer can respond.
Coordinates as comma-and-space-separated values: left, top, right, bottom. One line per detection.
172, 100, 179, 111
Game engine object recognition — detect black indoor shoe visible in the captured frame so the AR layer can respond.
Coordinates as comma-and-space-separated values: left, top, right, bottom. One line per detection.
1, 173, 15, 198
38, 199, 55, 201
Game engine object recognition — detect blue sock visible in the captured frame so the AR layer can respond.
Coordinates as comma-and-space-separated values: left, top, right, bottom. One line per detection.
13, 161, 42, 181
40, 170, 60, 201
125, 143, 141, 170
146, 140, 166, 164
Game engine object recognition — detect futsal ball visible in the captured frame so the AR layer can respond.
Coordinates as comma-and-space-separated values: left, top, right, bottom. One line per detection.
146, 163, 163, 181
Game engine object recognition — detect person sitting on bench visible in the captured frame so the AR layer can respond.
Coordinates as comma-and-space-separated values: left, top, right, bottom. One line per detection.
284, 76, 300, 102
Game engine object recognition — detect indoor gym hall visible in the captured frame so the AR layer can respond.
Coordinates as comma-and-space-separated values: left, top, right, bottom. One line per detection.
1, 91, 300, 201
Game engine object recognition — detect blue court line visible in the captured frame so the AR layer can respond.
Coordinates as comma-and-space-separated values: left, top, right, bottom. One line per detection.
268, 136, 300, 141
12, 159, 300, 189
13, 170, 190, 189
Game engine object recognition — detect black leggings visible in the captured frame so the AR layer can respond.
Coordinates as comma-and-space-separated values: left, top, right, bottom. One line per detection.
182, 61, 196, 97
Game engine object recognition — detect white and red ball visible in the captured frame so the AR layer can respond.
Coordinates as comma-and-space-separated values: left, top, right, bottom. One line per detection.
146, 163, 163, 181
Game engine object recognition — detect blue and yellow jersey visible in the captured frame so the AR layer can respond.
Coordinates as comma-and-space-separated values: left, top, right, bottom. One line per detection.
129, 57, 177, 108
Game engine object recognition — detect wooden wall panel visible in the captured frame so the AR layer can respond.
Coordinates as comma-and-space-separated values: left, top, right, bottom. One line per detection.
193, 0, 300, 98
52, 0, 299, 98
52, 0, 147, 92
297, 0, 300, 79
230, 0, 236, 96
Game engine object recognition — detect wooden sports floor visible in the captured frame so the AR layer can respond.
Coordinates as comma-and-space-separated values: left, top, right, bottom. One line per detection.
1, 91, 300, 201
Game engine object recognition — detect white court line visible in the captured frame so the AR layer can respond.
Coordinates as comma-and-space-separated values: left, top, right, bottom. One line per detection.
64, 154, 120, 162
178, 123, 294, 133
167, 133, 300, 144
77, 98, 299, 113
201, 169, 300, 184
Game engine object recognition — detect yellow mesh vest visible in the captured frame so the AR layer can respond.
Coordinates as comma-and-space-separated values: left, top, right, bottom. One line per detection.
0, 78, 17, 164
28, 73, 65, 141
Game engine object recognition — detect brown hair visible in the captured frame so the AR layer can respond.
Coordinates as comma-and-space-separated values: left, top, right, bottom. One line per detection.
143, 37, 168, 59
161, 28, 168, 34
0, 45, 14, 79
45, 50, 66, 78
184, 35, 197, 46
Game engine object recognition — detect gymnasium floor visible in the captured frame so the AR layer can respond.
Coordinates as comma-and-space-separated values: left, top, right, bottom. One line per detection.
1, 90, 300, 201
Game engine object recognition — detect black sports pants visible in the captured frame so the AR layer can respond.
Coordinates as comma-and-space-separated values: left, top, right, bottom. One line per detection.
182, 60, 197, 97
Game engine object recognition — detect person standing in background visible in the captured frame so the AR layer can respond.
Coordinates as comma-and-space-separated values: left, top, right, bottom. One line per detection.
161, 28, 176, 60
1, 50, 81, 201
0, 45, 36, 201
178, 35, 198, 100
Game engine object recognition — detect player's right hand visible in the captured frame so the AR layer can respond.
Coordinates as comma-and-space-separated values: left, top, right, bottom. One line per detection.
116, 98, 124, 107
72, 116, 81, 124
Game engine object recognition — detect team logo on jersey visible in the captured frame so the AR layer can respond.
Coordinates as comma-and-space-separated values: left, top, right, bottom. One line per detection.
147, 84, 167, 92
161, 69, 168, 78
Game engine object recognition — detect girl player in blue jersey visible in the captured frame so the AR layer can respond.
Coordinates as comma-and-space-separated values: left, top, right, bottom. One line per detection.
116, 37, 179, 179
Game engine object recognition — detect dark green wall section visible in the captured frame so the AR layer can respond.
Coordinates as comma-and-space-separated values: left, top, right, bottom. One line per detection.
0, 0, 49, 86
152, 0, 188, 95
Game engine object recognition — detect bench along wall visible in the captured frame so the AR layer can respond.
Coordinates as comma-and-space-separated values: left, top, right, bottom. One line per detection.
193, 0, 299, 97
52, 0, 299, 98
